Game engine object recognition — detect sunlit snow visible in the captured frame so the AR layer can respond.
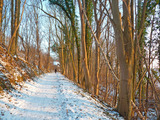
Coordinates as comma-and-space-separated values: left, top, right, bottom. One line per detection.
0, 73, 123, 120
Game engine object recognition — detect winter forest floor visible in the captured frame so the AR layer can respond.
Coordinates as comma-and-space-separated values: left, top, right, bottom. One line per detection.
0, 73, 123, 120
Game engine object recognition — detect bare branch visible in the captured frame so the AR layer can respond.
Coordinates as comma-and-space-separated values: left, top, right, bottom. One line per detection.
82, 8, 119, 82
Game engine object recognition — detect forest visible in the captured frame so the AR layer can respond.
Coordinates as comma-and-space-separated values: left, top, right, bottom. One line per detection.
0, 0, 160, 119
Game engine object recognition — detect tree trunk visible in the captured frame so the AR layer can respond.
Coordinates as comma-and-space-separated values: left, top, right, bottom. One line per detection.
61, 45, 65, 75
71, 36, 77, 81
15, 0, 20, 55
111, 0, 133, 119
35, 18, 41, 71
3, 5, 7, 45
131, 1, 136, 113
14, 0, 18, 54
105, 23, 109, 100
47, 23, 51, 72
10, 0, 19, 55
69, 44, 77, 81
11, 0, 14, 37
159, 41, 160, 72
0, 0, 3, 43
10, 0, 16, 55
9, 0, 21, 55
47, 33, 51, 72
78, 0, 91, 92
85, 0, 92, 68
70, 18, 81, 84
95, 24, 100, 96
138, 55, 143, 112
92, 0, 106, 96
67, 27, 77, 82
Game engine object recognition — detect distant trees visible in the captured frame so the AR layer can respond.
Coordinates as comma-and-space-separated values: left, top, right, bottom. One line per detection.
49, 0, 81, 83
1, 0, 10, 45
0, 0, 55, 73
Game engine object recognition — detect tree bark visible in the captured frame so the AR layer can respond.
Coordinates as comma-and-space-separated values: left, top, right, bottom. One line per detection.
85, 0, 92, 69
61, 44, 65, 75
47, 26, 51, 72
105, 22, 110, 100
78, 0, 91, 92
70, 18, 81, 83
0, 0, 3, 43
10, 0, 15, 55
66, 22, 77, 82
9, 0, 23, 55
36, 21, 41, 70
15, 0, 20, 55
111, 0, 133, 119
159, 41, 160, 72
95, 24, 100, 95
10, 0, 20, 55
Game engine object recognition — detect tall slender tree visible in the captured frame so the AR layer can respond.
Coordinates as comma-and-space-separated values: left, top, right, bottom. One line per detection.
85, 0, 93, 67
78, 0, 91, 92
159, 41, 160, 71
47, 18, 52, 72
0, 0, 3, 43
15, 0, 20, 54
33, 6, 41, 71
9, 0, 21, 55
109, 0, 134, 119
92, 0, 107, 96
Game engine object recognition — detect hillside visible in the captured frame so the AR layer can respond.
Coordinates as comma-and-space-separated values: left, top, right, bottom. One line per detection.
0, 43, 40, 91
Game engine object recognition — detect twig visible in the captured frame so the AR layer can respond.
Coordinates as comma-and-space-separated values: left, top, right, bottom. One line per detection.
131, 100, 145, 120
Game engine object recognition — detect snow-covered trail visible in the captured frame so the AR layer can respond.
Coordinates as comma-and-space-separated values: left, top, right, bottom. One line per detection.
0, 73, 123, 120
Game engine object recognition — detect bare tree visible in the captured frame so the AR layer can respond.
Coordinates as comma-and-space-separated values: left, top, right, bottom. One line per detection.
9, 0, 21, 55
0, 0, 3, 43
78, 0, 91, 92
92, 0, 107, 96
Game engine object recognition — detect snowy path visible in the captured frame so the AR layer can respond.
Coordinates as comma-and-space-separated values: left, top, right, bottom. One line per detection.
0, 73, 123, 120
